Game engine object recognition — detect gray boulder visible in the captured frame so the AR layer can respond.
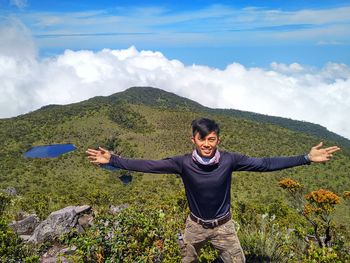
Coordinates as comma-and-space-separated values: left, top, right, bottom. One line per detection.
75, 205, 91, 214
29, 205, 92, 244
9, 214, 40, 235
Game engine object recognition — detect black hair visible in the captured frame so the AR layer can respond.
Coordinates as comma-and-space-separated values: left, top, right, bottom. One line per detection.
191, 118, 220, 138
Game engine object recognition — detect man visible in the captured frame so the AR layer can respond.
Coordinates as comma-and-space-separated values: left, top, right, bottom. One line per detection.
86, 118, 340, 263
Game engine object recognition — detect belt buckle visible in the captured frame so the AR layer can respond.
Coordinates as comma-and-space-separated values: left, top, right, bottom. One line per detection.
202, 221, 214, 229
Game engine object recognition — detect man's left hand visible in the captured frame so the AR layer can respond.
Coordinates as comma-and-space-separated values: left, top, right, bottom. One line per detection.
308, 142, 341, 163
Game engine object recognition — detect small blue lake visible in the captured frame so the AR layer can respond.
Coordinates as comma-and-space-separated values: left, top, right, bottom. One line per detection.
24, 144, 77, 158
99, 165, 132, 184
119, 174, 133, 184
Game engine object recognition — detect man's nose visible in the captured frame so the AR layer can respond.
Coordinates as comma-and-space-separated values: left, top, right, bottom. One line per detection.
204, 140, 209, 147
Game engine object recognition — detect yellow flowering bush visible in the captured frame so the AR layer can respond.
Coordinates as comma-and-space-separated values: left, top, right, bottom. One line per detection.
278, 178, 304, 193
304, 189, 340, 216
278, 179, 345, 253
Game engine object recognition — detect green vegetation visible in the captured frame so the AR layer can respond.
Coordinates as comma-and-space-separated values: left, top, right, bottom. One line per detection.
0, 86, 349, 262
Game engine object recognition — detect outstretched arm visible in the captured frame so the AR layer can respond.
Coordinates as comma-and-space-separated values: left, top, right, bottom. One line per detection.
232, 142, 340, 172
86, 147, 182, 174
307, 142, 340, 163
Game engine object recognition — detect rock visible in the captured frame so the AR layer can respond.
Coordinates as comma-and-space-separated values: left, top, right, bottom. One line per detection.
60, 245, 77, 255
109, 204, 128, 215
41, 244, 71, 263
15, 211, 31, 221
29, 206, 78, 244
1, 187, 17, 196
78, 213, 94, 228
76, 224, 85, 234
9, 214, 40, 235
28, 205, 94, 244
75, 205, 91, 214
41, 257, 67, 263
19, 235, 31, 242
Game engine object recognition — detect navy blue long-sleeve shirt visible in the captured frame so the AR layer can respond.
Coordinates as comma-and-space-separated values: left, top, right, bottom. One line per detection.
109, 151, 310, 220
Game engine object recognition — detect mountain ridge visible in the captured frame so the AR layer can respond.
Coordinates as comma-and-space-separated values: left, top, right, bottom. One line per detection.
81, 86, 350, 149
5, 86, 348, 149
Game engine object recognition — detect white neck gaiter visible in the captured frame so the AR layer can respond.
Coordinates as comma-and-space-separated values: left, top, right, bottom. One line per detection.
192, 149, 220, 166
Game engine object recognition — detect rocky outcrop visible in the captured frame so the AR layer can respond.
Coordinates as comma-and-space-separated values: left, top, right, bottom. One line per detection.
9, 214, 40, 235
28, 205, 92, 244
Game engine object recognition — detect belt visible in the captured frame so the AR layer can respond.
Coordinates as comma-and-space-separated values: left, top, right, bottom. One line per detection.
190, 212, 231, 229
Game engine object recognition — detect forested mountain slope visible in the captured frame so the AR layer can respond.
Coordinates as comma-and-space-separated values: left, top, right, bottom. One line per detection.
101, 86, 350, 149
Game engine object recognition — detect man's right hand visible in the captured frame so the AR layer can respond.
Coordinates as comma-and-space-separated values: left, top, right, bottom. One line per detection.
86, 147, 111, 165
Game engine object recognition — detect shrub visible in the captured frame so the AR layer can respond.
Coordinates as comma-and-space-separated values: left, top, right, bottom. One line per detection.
0, 192, 12, 216
240, 213, 300, 262
343, 191, 350, 200
17, 193, 51, 220
0, 218, 39, 262
302, 242, 342, 263
278, 178, 350, 261
305, 189, 340, 216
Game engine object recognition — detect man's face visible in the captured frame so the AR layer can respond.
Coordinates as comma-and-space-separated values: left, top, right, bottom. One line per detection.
191, 131, 220, 158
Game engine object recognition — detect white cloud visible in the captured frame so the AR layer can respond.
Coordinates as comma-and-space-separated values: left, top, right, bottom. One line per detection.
0, 23, 349, 140
0, 18, 36, 60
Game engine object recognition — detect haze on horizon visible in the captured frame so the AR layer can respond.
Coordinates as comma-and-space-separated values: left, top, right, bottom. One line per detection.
0, 0, 349, 139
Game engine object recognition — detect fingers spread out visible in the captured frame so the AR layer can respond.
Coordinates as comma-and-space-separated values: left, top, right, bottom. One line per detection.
86, 149, 99, 154
86, 153, 97, 158
314, 142, 323, 149
86, 147, 106, 166
326, 146, 341, 154
99, 147, 108, 153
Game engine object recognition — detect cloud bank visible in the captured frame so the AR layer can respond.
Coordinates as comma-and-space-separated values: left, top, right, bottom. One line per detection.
0, 22, 349, 139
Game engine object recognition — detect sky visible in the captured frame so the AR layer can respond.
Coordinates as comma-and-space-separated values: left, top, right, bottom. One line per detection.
0, 0, 350, 139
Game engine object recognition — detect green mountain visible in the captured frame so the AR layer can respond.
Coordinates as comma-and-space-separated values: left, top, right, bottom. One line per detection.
1, 86, 349, 262
104, 86, 350, 149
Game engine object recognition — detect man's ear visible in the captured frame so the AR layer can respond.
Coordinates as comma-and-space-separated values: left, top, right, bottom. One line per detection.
191, 137, 195, 144
218, 137, 221, 144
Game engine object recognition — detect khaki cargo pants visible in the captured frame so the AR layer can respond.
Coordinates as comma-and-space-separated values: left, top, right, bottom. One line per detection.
179, 216, 245, 263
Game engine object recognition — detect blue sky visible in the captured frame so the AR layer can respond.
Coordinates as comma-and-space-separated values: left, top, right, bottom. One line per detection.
1, 0, 350, 68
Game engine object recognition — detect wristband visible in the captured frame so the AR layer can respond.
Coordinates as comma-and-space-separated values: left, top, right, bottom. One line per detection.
304, 154, 311, 163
